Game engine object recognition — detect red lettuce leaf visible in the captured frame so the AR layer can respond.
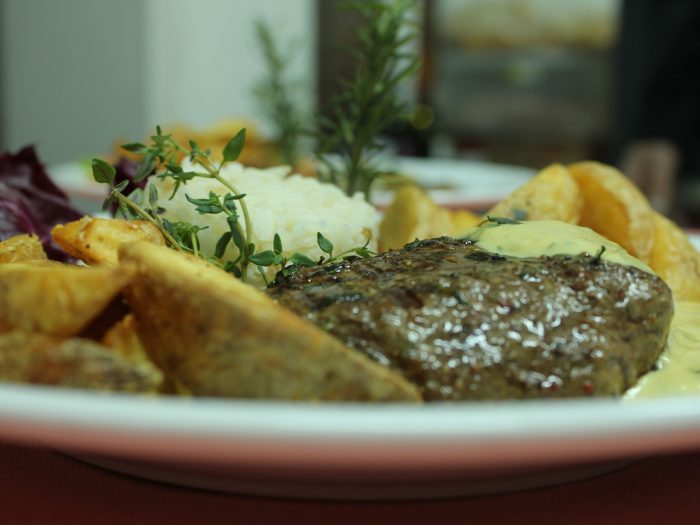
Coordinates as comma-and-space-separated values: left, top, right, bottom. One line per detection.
0, 145, 82, 260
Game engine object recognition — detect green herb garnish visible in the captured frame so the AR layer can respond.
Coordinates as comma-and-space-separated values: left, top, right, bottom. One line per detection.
591, 245, 607, 265
253, 19, 305, 167
92, 127, 374, 286
316, 0, 421, 200
481, 216, 522, 226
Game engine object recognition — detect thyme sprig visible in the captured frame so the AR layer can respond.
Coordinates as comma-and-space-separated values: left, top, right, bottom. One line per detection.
316, 0, 421, 200
92, 126, 375, 285
94, 127, 264, 280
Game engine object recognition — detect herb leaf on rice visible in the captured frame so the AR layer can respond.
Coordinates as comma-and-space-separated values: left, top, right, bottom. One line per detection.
91, 127, 378, 287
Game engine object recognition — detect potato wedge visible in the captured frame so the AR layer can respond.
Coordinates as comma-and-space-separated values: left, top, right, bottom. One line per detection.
648, 212, 700, 302
51, 216, 165, 267
0, 234, 47, 263
120, 242, 421, 402
0, 331, 161, 392
569, 161, 655, 261
379, 185, 481, 251
486, 164, 583, 223
0, 262, 133, 336
101, 314, 169, 393
102, 314, 149, 362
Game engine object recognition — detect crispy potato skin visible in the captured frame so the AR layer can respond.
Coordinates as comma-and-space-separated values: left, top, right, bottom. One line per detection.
0, 234, 47, 263
0, 263, 133, 336
379, 185, 481, 251
120, 242, 421, 402
649, 212, 700, 302
51, 217, 165, 267
569, 162, 655, 261
486, 164, 583, 223
0, 331, 161, 392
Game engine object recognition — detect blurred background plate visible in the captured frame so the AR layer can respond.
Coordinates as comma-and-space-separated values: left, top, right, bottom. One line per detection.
49, 157, 534, 215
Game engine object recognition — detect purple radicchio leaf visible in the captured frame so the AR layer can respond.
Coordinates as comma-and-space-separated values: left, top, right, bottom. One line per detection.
0, 145, 82, 261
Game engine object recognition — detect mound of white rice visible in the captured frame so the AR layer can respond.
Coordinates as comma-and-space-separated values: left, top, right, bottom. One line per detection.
150, 160, 379, 287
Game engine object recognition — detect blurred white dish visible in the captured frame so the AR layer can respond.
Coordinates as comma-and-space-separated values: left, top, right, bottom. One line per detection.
373, 156, 534, 209
48, 157, 534, 214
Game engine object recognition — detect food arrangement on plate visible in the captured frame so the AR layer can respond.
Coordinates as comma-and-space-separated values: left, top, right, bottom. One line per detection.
1, 0, 699, 405
1, 129, 699, 402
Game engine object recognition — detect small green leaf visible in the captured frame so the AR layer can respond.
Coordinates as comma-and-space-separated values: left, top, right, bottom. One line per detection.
354, 247, 371, 258
121, 142, 146, 153
273, 233, 283, 255
148, 184, 159, 207
101, 195, 114, 212
114, 179, 129, 193
214, 232, 232, 258
485, 216, 522, 225
185, 193, 223, 214
289, 253, 316, 267
162, 218, 182, 244
229, 220, 245, 251
92, 159, 116, 185
166, 162, 183, 174
222, 129, 247, 164
129, 188, 144, 206
223, 193, 245, 214
248, 250, 276, 266
317, 232, 334, 256
135, 153, 156, 181
224, 261, 242, 277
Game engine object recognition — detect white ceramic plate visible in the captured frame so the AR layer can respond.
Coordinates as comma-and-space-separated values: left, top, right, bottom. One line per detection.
11, 164, 698, 499
0, 382, 700, 499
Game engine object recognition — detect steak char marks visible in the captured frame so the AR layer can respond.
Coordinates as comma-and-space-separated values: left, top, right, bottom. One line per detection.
267, 237, 673, 400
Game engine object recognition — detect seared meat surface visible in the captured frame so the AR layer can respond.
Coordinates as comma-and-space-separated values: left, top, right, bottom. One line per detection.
267, 237, 673, 400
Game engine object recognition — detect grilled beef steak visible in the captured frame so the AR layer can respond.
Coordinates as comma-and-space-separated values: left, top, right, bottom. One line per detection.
267, 237, 673, 400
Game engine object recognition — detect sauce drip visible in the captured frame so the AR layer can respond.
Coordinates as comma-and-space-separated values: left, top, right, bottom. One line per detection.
625, 301, 700, 399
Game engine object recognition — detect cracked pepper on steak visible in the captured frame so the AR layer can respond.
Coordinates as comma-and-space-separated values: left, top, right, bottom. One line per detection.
267, 237, 674, 400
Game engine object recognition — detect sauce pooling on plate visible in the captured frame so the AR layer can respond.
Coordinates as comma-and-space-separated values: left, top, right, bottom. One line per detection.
625, 301, 700, 399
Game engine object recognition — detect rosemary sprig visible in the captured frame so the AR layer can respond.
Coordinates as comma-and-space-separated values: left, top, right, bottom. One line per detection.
316, 0, 421, 200
253, 19, 305, 167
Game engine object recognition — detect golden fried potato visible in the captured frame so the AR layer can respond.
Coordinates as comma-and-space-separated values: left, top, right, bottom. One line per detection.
0, 262, 133, 336
486, 164, 583, 223
648, 212, 700, 302
51, 216, 165, 267
101, 314, 169, 393
569, 162, 655, 261
120, 242, 421, 402
102, 314, 153, 363
0, 331, 161, 392
379, 185, 481, 251
0, 234, 47, 263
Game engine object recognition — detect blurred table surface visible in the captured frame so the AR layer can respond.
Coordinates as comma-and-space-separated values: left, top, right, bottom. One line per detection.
2, 441, 699, 525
